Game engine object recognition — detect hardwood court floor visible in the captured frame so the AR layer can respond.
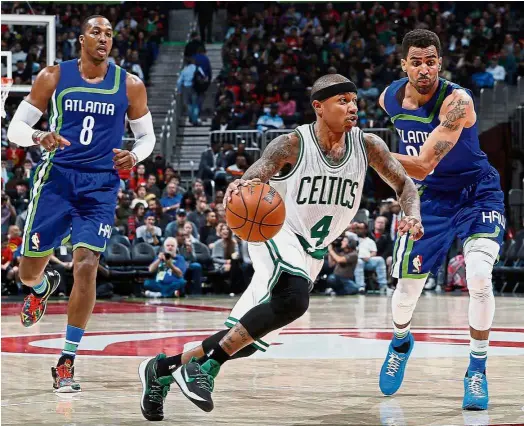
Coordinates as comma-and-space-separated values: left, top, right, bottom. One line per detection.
2, 294, 524, 425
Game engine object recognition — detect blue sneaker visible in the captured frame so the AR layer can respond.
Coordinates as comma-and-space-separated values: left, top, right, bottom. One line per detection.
462, 370, 489, 410
379, 333, 414, 396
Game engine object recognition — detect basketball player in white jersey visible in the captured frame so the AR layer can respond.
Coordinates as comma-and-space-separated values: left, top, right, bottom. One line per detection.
137, 74, 424, 421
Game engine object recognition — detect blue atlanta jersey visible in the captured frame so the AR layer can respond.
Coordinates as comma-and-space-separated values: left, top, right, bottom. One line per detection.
48, 59, 128, 172
383, 77, 492, 191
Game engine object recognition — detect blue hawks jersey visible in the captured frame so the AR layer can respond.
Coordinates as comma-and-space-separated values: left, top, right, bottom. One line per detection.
383, 78, 492, 191
48, 59, 128, 172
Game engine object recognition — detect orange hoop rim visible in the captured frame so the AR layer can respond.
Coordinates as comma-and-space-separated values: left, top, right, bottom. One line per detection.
1, 77, 13, 86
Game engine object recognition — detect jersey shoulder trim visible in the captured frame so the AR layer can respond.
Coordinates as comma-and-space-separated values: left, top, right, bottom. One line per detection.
358, 130, 368, 171
270, 129, 304, 181
390, 80, 449, 124
307, 123, 353, 169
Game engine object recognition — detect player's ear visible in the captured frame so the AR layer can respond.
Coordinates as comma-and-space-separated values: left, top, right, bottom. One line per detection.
79, 34, 84, 46
401, 58, 407, 73
311, 100, 322, 117
438, 57, 443, 72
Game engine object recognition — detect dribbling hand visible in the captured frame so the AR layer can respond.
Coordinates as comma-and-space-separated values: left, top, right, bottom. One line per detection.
224, 178, 261, 208
32, 131, 71, 152
398, 216, 424, 241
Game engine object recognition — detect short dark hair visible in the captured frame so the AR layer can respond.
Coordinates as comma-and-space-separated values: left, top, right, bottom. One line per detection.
81, 15, 110, 34
310, 74, 351, 99
402, 29, 441, 58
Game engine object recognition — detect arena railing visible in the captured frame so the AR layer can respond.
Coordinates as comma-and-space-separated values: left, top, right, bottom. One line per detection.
209, 128, 395, 160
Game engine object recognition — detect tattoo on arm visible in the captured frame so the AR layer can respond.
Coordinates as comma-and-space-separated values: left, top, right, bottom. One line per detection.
242, 133, 299, 182
364, 133, 421, 218
440, 96, 470, 131
434, 140, 454, 161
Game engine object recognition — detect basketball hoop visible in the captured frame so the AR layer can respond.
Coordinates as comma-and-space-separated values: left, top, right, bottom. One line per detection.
1, 77, 13, 119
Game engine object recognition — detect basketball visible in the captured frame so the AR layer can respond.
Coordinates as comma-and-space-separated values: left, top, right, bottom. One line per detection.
226, 182, 285, 242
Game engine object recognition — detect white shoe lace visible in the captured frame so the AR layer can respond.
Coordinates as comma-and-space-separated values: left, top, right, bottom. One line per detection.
385, 352, 404, 377
468, 373, 485, 397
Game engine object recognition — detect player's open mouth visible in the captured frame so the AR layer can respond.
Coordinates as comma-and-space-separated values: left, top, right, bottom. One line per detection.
97, 47, 107, 55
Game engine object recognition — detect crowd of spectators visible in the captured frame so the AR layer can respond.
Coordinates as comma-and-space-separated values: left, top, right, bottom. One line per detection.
1, 2, 166, 86
211, 2, 523, 131
2, 2, 522, 299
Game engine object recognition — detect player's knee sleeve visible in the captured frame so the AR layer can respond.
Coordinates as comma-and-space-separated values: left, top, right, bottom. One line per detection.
391, 278, 425, 325
270, 273, 310, 319
464, 238, 497, 330
464, 238, 499, 281
239, 273, 310, 340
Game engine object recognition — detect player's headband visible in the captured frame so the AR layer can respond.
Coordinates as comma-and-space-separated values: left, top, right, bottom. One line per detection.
310, 81, 357, 103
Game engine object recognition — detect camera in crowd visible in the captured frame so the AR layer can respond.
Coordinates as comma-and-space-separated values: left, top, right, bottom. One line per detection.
164, 253, 172, 261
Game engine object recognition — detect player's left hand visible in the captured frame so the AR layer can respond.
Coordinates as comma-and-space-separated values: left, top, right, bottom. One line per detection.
112, 149, 137, 170
398, 216, 424, 241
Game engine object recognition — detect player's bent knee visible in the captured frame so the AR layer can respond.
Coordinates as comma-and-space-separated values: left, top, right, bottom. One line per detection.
271, 273, 310, 320
19, 258, 48, 286
464, 238, 499, 281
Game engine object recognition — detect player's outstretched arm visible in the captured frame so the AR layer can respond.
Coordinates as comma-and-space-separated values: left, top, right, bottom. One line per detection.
7, 66, 71, 151
365, 133, 424, 240
392, 89, 475, 180
224, 132, 299, 205
113, 74, 156, 170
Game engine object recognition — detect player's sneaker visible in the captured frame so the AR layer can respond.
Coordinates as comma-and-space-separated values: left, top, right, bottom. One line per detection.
462, 370, 489, 410
379, 333, 414, 396
138, 354, 174, 421
173, 357, 220, 412
20, 269, 61, 328
51, 358, 81, 393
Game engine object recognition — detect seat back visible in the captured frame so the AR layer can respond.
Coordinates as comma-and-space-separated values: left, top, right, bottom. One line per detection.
109, 234, 131, 248
132, 242, 156, 264
105, 242, 131, 263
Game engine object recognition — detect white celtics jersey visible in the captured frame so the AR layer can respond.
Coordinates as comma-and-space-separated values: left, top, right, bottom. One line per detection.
269, 123, 368, 257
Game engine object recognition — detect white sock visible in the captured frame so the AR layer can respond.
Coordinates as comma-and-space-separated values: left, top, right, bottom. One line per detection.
470, 338, 489, 359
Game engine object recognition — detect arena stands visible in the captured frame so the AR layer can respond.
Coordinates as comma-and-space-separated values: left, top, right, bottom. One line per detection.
1, 2, 523, 298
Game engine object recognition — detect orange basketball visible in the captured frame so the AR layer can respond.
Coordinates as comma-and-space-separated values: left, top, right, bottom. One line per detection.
226, 182, 286, 242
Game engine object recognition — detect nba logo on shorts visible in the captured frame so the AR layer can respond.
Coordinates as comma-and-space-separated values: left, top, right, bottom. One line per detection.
412, 255, 423, 273
31, 233, 40, 250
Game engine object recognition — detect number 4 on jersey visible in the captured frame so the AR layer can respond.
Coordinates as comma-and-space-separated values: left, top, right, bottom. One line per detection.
310, 215, 333, 247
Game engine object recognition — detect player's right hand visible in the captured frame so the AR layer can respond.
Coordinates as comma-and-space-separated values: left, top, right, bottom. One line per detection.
33, 131, 71, 152
398, 216, 424, 241
224, 178, 261, 208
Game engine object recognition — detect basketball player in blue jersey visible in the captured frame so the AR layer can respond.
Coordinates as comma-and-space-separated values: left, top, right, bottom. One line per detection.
7, 15, 156, 392
377, 29, 505, 410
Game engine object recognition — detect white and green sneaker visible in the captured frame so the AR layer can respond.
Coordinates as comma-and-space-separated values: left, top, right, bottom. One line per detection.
139, 354, 174, 421
173, 358, 220, 412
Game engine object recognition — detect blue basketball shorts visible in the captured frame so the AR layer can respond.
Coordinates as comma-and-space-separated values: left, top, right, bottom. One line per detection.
21, 160, 119, 257
391, 168, 506, 279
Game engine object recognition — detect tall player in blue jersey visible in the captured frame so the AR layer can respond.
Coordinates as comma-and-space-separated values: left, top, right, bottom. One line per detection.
377, 29, 505, 410
7, 16, 155, 392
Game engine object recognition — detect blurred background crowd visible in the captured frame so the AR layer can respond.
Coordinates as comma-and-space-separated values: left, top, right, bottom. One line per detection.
2, 1, 523, 299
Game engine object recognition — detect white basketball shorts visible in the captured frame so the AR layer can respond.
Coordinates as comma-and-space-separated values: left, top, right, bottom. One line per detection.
224, 226, 323, 352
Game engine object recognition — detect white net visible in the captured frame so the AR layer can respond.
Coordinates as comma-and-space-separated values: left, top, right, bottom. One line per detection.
1, 77, 13, 119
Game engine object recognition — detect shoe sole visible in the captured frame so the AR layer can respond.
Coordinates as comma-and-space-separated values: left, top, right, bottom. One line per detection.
138, 358, 164, 421
462, 403, 488, 411
22, 272, 61, 328
173, 367, 213, 412
54, 385, 81, 393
